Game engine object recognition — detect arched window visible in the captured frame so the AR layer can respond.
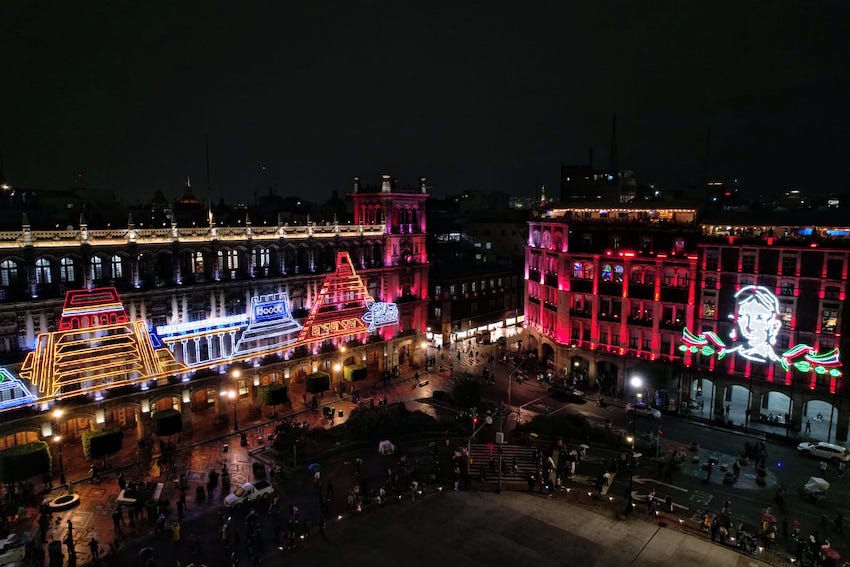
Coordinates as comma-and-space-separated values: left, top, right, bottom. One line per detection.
60, 257, 75, 283
662, 268, 675, 286
582, 262, 594, 280
0, 260, 17, 287
643, 268, 656, 285
111, 255, 124, 279
90, 257, 104, 281
572, 262, 583, 278
677, 270, 689, 288
217, 249, 240, 271
193, 251, 205, 274
600, 264, 612, 282
253, 247, 270, 267
630, 266, 643, 283
613, 265, 624, 283
35, 258, 52, 284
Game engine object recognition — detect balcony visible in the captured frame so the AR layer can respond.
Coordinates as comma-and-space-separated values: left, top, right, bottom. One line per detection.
596, 312, 620, 322
569, 309, 592, 319
627, 317, 654, 328
528, 296, 541, 305
528, 268, 541, 282
544, 273, 558, 288
659, 320, 685, 332
544, 301, 558, 312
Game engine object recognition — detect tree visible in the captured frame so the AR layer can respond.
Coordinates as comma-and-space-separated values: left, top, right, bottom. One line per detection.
305, 372, 330, 394
0, 441, 51, 483
151, 409, 183, 437
82, 428, 123, 462
343, 364, 367, 382
258, 384, 288, 416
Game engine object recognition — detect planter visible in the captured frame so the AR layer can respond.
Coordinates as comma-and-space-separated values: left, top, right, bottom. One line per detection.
47, 494, 81, 511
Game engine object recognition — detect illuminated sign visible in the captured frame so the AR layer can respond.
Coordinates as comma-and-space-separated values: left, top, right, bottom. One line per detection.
681, 285, 842, 377
1, 251, 401, 414
0, 368, 37, 410
253, 293, 294, 323
362, 301, 399, 332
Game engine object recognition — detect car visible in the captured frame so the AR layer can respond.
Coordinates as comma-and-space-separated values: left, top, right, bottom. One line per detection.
626, 402, 662, 419
796, 441, 850, 463
223, 480, 275, 507
548, 386, 587, 404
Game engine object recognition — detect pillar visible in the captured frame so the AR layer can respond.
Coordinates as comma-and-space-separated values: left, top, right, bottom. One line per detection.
136, 409, 152, 440
836, 398, 849, 443
788, 388, 804, 434
180, 400, 194, 436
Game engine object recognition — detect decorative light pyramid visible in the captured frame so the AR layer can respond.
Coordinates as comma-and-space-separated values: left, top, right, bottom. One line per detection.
297, 252, 375, 343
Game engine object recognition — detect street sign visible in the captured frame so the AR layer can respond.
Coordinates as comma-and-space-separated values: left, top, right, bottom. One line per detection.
495, 432, 504, 445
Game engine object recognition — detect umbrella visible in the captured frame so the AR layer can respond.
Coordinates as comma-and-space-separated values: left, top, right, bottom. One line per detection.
307, 463, 321, 472
580, 444, 590, 450
761, 512, 776, 524
822, 547, 840, 560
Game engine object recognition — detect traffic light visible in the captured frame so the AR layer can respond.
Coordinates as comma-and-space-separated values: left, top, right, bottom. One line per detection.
472, 416, 479, 425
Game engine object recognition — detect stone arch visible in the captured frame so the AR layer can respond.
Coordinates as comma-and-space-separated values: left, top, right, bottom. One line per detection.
0, 428, 42, 451
102, 401, 141, 431
802, 398, 839, 441
540, 342, 556, 368
260, 370, 286, 386
190, 387, 220, 411
150, 394, 181, 414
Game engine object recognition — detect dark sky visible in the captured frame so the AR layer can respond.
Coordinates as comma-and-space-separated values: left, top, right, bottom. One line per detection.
2, 1, 849, 204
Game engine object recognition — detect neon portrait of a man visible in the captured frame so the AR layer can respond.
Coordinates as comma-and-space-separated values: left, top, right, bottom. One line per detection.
726, 285, 783, 363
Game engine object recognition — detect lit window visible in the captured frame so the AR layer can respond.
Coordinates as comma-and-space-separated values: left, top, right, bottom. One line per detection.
780, 282, 794, 296
600, 264, 612, 282
60, 257, 75, 283
111, 255, 124, 279
90, 257, 104, 281
0, 260, 17, 287
572, 262, 583, 278
35, 258, 52, 284
822, 309, 838, 333
703, 300, 716, 318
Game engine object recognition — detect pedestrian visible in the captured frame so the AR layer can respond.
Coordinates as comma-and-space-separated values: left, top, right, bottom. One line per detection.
117, 472, 126, 491
819, 461, 828, 475
705, 461, 715, 482
838, 461, 846, 477
805, 419, 812, 435
732, 459, 741, 479
88, 537, 99, 562
111, 509, 122, 534
171, 520, 181, 544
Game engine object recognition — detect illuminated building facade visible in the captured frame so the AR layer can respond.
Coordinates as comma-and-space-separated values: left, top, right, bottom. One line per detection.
0, 176, 429, 450
525, 204, 850, 442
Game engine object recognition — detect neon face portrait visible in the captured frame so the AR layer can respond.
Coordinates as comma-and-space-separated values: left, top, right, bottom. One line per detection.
731, 285, 782, 363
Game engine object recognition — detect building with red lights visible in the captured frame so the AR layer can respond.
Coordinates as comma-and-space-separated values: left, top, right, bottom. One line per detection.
525, 203, 850, 442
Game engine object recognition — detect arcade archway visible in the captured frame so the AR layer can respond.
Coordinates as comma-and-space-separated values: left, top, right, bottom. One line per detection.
688, 377, 715, 419
803, 399, 839, 442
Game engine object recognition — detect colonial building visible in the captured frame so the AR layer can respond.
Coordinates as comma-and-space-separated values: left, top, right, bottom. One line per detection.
0, 175, 429, 454
524, 202, 850, 442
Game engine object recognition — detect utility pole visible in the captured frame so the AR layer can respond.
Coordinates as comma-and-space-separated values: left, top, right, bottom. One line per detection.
497, 349, 533, 493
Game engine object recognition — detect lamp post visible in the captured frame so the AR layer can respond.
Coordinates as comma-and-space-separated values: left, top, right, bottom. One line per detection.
339, 346, 346, 395
53, 434, 66, 486
498, 352, 533, 493
627, 375, 643, 513
221, 389, 238, 431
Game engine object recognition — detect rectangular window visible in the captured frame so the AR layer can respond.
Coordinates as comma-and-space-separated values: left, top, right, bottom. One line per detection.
661, 339, 671, 355
629, 336, 638, 349
705, 250, 719, 271
703, 299, 716, 319
641, 338, 651, 351
630, 304, 641, 319
777, 334, 790, 349
612, 332, 620, 346
662, 306, 673, 322
822, 309, 838, 333
461, 283, 468, 294
742, 255, 755, 273
781, 256, 797, 276
780, 282, 795, 296
599, 331, 609, 345
780, 303, 793, 329
449, 285, 456, 296
433, 306, 442, 318
471, 282, 477, 292
434, 285, 442, 297
827, 258, 843, 279
825, 286, 840, 300
471, 303, 478, 314
705, 276, 717, 289
663, 271, 675, 286
571, 325, 580, 341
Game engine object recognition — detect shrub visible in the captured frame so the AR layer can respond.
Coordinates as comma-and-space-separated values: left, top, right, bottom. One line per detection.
0, 441, 51, 483
258, 384, 289, 406
151, 409, 183, 437
305, 372, 330, 394
82, 428, 123, 460
344, 403, 439, 442
515, 413, 625, 448
343, 364, 367, 382
451, 379, 482, 409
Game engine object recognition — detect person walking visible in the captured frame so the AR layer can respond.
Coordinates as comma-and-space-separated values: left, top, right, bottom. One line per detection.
805, 419, 812, 435
111, 509, 122, 534
171, 520, 181, 544
88, 537, 99, 562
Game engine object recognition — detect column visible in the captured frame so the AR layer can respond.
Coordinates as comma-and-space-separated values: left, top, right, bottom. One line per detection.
180, 399, 194, 436
835, 398, 849, 443
136, 409, 152, 440
219, 290, 226, 318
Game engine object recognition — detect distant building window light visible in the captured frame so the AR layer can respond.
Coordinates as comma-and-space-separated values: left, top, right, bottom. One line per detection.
485, 242, 491, 250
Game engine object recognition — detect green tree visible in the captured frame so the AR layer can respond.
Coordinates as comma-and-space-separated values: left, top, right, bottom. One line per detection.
0, 441, 51, 483
82, 428, 123, 462
151, 409, 183, 437
305, 372, 330, 394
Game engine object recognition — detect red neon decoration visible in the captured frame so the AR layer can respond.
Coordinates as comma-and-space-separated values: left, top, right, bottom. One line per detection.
58, 287, 130, 330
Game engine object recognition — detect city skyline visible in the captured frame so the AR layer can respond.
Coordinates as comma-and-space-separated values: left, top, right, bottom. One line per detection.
2, 2, 849, 201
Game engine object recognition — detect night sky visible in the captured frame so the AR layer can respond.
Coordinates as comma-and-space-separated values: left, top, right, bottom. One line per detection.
2, 2, 849, 204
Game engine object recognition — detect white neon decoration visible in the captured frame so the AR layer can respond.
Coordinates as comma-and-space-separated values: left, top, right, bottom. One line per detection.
726, 285, 783, 363
362, 301, 399, 332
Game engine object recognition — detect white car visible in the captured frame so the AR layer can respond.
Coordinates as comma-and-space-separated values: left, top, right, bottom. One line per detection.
626, 402, 662, 419
796, 442, 850, 463
223, 480, 275, 507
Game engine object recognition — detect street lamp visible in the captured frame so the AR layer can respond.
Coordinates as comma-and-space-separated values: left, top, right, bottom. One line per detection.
221, 389, 238, 431
52, 434, 66, 486
627, 375, 643, 513
498, 353, 533, 493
